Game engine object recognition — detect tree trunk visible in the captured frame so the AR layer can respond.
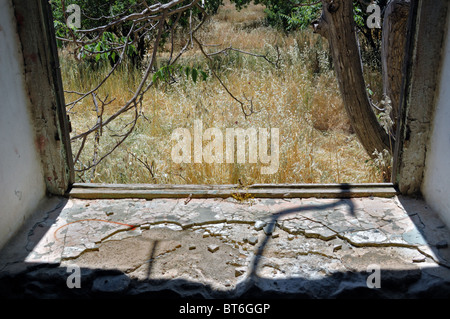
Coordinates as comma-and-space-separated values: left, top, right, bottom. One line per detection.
382, 0, 411, 132
313, 0, 394, 157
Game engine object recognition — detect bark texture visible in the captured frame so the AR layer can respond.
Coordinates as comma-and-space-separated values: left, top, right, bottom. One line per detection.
314, 0, 410, 158
382, 0, 411, 131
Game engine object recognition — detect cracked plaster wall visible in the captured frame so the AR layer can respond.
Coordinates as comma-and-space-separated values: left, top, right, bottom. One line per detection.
422, 7, 450, 230
0, 0, 46, 249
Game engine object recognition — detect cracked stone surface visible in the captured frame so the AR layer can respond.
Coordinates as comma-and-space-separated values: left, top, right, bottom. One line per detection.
1, 195, 450, 298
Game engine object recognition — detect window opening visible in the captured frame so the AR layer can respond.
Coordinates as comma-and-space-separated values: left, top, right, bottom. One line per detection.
54, 0, 397, 188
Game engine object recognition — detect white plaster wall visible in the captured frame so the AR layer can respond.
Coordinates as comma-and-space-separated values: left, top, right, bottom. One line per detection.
422, 9, 450, 229
0, 0, 47, 249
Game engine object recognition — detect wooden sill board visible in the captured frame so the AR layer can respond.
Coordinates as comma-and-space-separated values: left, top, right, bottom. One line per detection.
68, 183, 398, 199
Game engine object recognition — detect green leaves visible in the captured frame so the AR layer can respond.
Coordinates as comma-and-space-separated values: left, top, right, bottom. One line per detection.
200, 70, 208, 82
51, 0, 142, 65
191, 67, 199, 83
54, 20, 68, 48
78, 32, 138, 64
184, 66, 209, 83
229, 0, 385, 33
353, 2, 366, 29
282, 2, 322, 31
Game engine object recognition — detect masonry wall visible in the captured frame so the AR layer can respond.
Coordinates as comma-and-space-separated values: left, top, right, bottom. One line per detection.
422, 8, 450, 229
0, 0, 47, 249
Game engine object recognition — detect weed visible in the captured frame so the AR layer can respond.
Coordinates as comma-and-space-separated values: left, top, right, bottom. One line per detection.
61, 1, 385, 185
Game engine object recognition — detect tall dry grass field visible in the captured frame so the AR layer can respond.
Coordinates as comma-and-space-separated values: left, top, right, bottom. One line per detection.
61, 1, 386, 185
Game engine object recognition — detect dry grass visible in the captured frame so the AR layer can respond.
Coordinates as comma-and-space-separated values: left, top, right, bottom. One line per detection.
61, 1, 385, 185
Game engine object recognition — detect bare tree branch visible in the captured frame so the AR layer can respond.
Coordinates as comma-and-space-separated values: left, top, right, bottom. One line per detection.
205, 45, 282, 68
193, 35, 259, 118
61, 0, 276, 174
